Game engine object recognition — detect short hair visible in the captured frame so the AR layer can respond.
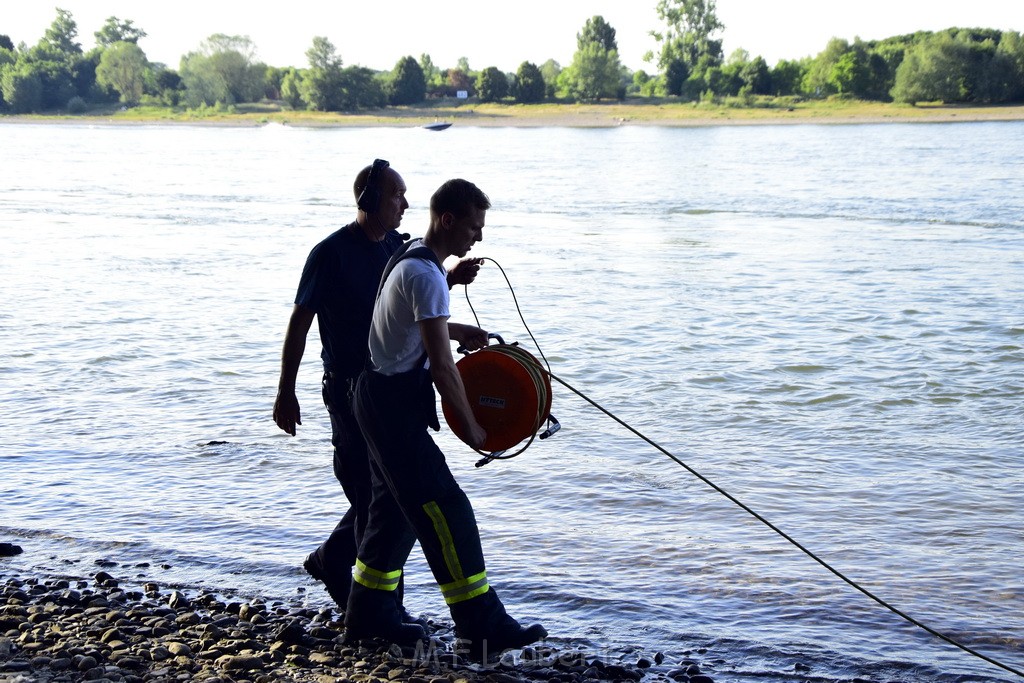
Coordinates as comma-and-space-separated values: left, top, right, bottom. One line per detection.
430, 179, 490, 218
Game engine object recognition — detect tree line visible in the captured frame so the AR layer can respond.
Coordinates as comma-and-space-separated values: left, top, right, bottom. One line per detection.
2, 2, 1023, 115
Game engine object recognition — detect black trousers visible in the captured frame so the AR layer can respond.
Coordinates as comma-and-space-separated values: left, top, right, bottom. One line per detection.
351, 368, 490, 612
306, 373, 371, 582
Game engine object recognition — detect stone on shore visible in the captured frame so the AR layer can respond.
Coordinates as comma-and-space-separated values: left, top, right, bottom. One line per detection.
0, 571, 716, 683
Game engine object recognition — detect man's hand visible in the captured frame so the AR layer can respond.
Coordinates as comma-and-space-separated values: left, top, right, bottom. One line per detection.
274, 304, 314, 436
273, 391, 302, 436
447, 257, 483, 288
448, 323, 489, 352
462, 420, 488, 450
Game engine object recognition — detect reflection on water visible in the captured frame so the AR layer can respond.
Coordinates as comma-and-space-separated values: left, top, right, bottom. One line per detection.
1, 121, 1023, 682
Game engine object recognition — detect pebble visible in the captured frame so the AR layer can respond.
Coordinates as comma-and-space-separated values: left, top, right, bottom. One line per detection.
0, 570, 717, 683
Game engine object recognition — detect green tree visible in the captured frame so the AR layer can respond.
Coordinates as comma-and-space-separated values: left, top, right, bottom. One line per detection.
891, 33, 969, 103
263, 66, 285, 100
802, 37, 849, 96
632, 69, 657, 96
539, 59, 561, 98
649, 0, 724, 71
19, 7, 86, 108
0, 35, 15, 52
303, 36, 345, 110
386, 55, 425, 105
866, 37, 911, 100
23, 58, 78, 108
514, 61, 545, 103
562, 42, 621, 101
740, 55, 771, 95
956, 30, 1006, 102
96, 41, 147, 104
94, 17, 146, 47
419, 53, 444, 93
996, 31, 1024, 101
830, 45, 871, 96
39, 8, 82, 58
578, 16, 617, 52
476, 66, 508, 102
307, 36, 341, 72
280, 68, 305, 109
662, 58, 689, 95
889, 29, 1022, 104
713, 48, 748, 96
341, 65, 386, 108
154, 67, 182, 106
564, 16, 622, 101
770, 58, 806, 96
179, 34, 264, 107
1, 64, 43, 113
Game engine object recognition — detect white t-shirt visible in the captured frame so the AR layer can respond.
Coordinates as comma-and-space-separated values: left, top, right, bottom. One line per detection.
368, 245, 449, 376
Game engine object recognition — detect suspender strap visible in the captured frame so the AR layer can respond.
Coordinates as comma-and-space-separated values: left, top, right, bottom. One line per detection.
368, 239, 445, 375
376, 239, 444, 299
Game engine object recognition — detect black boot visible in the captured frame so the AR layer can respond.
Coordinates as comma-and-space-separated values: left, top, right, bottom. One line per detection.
303, 551, 351, 611
344, 583, 426, 646
450, 588, 547, 663
394, 577, 429, 628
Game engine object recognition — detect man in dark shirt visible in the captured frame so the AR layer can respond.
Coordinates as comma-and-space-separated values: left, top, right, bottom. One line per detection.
273, 160, 479, 615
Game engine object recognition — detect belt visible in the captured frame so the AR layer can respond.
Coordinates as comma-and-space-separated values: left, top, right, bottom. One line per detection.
323, 371, 358, 390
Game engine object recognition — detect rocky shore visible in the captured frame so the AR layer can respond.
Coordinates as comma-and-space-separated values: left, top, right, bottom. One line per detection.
1, 565, 717, 683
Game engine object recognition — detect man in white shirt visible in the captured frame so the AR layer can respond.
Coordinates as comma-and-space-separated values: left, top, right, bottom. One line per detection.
347, 179, 547, 661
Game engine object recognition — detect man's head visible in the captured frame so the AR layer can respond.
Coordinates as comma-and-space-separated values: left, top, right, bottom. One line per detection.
354, 159, 408, 232
428, 179, 490, 258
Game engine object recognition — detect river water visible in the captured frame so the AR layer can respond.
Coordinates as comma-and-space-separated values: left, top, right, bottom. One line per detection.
1, 119, 1022, 682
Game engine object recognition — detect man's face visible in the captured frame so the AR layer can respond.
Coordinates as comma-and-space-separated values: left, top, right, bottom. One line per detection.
375, 169, 409, 230
447, 207, 485, 257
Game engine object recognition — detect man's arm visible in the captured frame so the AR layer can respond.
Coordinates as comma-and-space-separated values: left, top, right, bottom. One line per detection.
273, 304, 316, 436
419, 316, 487, 449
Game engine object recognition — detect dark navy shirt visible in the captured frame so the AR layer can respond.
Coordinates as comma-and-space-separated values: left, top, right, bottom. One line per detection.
294, 222, 405, 377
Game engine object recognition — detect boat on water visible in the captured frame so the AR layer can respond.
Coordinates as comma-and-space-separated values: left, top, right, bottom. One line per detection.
423, 121, 452, 131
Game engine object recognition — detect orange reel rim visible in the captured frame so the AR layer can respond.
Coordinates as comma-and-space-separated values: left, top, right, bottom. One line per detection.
442, 343, 552, 454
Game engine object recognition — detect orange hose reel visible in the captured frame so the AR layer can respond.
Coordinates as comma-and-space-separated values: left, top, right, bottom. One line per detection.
442, 336, 558, 462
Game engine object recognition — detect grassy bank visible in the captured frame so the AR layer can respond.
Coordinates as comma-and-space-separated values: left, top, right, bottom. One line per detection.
5, 98, 1024, 128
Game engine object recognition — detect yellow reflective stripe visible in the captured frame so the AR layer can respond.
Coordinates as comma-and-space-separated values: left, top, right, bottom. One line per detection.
423, 500, 464, 581
439, 570, 489, 605
353, 558, 401, 591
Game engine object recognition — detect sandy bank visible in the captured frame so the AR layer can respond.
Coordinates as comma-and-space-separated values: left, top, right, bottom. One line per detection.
4, 102, 1024, 129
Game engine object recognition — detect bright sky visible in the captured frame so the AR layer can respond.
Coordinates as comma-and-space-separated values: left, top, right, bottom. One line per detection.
3, 1, 1021, 72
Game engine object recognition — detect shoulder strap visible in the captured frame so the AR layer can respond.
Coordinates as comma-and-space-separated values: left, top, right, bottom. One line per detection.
375, 239, 444, 299
368, 239, 444, 377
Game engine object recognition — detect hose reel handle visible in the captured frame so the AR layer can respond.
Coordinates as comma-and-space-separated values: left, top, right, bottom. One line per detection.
540, 415, 561, 439
457, 332, 505, 355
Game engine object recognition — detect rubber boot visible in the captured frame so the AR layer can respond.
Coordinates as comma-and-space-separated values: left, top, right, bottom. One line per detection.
450, 588, 547, 663
344, 582, 425, 646
303, 551, 351, 611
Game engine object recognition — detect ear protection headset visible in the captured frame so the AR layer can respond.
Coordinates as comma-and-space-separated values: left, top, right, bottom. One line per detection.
357, 158, 390, 213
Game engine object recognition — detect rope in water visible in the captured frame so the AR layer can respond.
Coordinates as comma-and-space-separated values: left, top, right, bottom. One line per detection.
464, 258, 1023, 680
546, 371, 1023, 680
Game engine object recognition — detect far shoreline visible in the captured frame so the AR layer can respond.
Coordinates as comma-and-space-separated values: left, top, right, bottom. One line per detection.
4, 100, 1024, 129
